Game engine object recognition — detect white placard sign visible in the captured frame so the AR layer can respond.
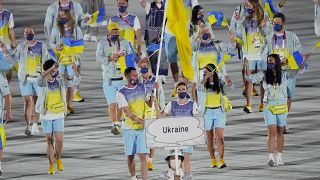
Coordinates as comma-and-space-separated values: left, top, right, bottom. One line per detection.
145, 117, 205, 148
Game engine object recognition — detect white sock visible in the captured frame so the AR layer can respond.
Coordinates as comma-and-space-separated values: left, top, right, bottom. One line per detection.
269, 153, 274, 159
148, 158, 153, 162
278, 152, 282, 158
113, 122, 118, 126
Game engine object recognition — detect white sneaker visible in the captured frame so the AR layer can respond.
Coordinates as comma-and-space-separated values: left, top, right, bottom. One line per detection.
90, 35, 97, 42
160, 75, 166, 84
25, 126, 32, 136
83, 33, 90, 41
31, 123, 40, 135
131, 176, 138, 180
276, 154, 284, 166
0, 167, 3, 175
267, 155, 275, 167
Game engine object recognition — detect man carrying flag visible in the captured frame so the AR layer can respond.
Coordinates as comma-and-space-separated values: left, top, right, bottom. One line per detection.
80, 0, 105, 42
96, 22, 134, 135
261, 13, 311, 133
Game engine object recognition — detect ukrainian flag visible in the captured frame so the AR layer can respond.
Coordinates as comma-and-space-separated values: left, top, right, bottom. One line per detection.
235, 37, 244, 47
208, 11, 228, 27
216, 52, 235, 70
167, 0, 193, 80
47, 49, 59, 62
146, 42, 165, 53
287, 51, 304, 70
0, 125, 6, 150
63, 37, 85, 54
265, 0, 279, 21
90, 7, 105, 25
315, 41, 320, 47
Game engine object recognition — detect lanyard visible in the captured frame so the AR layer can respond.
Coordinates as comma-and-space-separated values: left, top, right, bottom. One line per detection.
274, 31, 286, 49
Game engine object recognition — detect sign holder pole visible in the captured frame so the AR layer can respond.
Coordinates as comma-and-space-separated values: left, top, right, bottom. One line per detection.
174, 147, 180, 176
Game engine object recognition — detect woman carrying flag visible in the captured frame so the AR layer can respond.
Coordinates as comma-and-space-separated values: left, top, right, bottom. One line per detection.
235, 0, 272, 113
197, 63, 228, 169
189, 5, 234, 102
49, 10, 83, 114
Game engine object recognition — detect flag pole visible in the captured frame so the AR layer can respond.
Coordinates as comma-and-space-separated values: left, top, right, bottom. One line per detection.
150, 0, 168, 118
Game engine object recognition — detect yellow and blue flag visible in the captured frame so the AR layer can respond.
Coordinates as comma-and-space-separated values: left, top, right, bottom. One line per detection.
208, 11, 228, 27
265, 0, 279, 21
287, 51, 304, 70
315, 41, 320, 47
166, 0, 193, 80
216, 52, 235, 70
0, 125, 6, 150
90, 7, 105, 25
47, 49, 59, 62
146, 42, 165, 53
63, 37, 84, 54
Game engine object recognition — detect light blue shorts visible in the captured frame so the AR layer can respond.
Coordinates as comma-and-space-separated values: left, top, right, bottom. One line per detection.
41, 118, 64, 133
263, 103, 287, 127
122, 129, 150, 156
164, 33, 178, 63
248, 60, 263, 71
287, 77, 297, 98
204, 108, 227, 130
19, 81, 38, 96
103, 79, 126, 104
181, 146, 193, 154
58, 64, 74, 78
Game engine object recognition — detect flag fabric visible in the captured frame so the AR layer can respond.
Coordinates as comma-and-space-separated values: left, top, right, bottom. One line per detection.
90, 7, 105, 25
166, 0, 193, 80
118, 42, 138, 73
63, 37, 85, 54
265, 0, 279, 21
207, 11, 228, 27
315, 41, 320, 47
47, 49, 59, 62
0, 125, 6, 150
146, 42, 165, 53
216, 52, 235, 70
235, 37, 244, 47
287, 51, 304, 70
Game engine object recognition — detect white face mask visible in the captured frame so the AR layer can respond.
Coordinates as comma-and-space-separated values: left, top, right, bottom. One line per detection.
170, 159, 182, 170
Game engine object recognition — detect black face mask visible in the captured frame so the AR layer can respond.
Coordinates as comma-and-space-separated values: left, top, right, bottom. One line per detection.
130, 79, 139, 85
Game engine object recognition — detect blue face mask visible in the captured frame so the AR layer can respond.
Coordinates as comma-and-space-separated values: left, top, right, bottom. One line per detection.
274, 24, 283, 32
267, 63, 276, 70
52, 71, 59, 78
111, 34, 119, 42
119, 5, 127, 13
247, 8, 253, 14
178, 92, 189, 99
59, 18, 67, 25
202, 33, 209, 40
25, 34, 34, 41
140, 68, 149, 74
